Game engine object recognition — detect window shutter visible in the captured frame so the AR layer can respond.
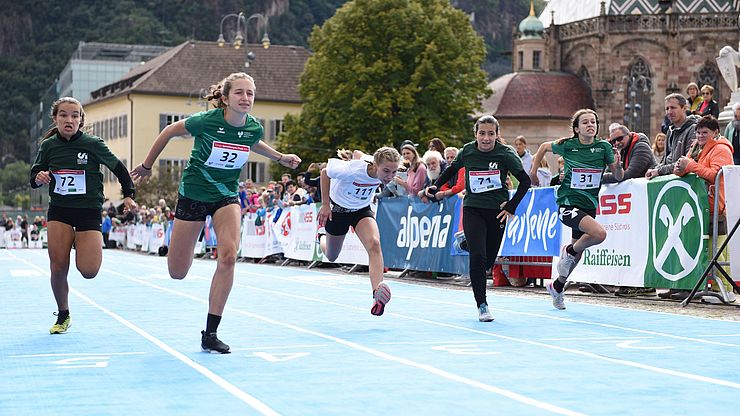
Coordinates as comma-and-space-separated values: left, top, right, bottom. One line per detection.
159, 114, 167, 132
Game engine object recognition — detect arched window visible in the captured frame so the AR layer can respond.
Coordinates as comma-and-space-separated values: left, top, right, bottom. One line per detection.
624, 58, 652, 135
577, 65, 591, 89
697, 63, 721, 105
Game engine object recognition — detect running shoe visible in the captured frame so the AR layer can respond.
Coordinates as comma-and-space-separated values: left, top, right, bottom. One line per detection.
478, 303, 494, 322
547, 282, 566, 310
453, 230, 469, 252
49, 313, 71, 334
556, 245, 577, 278
201, 331, 231, 354
371, 282, 392, 316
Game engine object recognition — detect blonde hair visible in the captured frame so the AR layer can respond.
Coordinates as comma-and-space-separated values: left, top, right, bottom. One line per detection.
373, 146, 401, 166
205, 72, 255, 109
700, 84, 714, 94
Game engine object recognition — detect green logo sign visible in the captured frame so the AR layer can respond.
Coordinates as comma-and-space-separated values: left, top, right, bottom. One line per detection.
645, 175, 708, 289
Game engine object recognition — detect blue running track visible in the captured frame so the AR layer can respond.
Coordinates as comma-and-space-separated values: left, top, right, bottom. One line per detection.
1, 249, 739, 415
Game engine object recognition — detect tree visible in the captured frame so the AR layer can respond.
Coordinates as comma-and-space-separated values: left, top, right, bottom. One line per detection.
275, 0, 490, 168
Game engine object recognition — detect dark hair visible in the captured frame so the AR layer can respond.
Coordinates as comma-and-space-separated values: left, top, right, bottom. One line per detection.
42, 97, 85, 140
205, 72, 255, 109
570, 109, 599, 137
474, 115, 504, 144
428, 137, 446, 152
696, 115, 719, 132
285, 180, 297, 188
665, 93, 687, 108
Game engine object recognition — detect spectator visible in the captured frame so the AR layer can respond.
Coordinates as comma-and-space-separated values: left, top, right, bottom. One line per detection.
698, 85, 719, 118
646, 93, 699, 179
603, 123, 656, 184
550, 156, 565, 186
303, 162, 324, 203
101, 211, 112, 248
422, 150, 444, 184
514, 136, 533, 173
20, 215, 29, 247
396, 144, 427, 195
238, 182, 248, 213
652, 132, 667, 164
0, 213, 7, 229
674, 115, 735, 302
285, 180, 307, 206
533, 158, 552, 187
428, 137, 448, 171
281, 173, 292, 186
723, 101, 740, 165
685, 82, 703, 115
435, 147, 466, 199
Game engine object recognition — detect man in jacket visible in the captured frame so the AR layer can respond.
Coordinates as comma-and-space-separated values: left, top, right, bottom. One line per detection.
603, 123, 656, 184
646, 93, 699, 179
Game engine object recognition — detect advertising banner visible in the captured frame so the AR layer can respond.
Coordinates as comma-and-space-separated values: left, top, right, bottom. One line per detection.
722, 166, 740, 280
500, 186, 561, 257
239, 210, 283, 259
148, 222, 165, 253
284, 205, 319, 261
377, 197, 467, 274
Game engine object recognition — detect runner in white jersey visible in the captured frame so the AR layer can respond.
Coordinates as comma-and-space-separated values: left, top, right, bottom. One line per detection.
317, 147, 401, 316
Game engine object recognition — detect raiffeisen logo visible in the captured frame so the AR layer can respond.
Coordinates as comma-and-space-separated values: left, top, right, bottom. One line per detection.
650, 180, 703, 281
396, 203, 452, 260
582, 248, 631, 266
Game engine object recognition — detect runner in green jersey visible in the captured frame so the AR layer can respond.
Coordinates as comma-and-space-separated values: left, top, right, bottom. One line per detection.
131, 73, 301, 353
30, 97, 138, 334
530, 109, 623, 310
421, 115, 531, 322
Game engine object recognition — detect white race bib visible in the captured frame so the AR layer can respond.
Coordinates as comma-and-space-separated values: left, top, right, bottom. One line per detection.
346, 181, 378, 203
570, 168, 602, 189
52, 169, 86, 195
469, 170, 502, 193
204, 141, 250, 169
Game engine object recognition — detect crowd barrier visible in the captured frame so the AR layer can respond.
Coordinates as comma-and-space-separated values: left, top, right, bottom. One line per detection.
7, 173, 737, 292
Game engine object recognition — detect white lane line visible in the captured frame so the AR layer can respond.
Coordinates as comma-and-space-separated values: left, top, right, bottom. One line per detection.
230, 282, 740, 391
9, 251, 280, 416
104, 253, 740, 347
99, 267, 584, 416
228, 269, 740, 348
11, 352, 146, 358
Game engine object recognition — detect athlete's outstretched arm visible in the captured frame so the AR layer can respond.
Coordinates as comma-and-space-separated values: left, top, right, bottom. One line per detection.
130, 120, 189, 182
251, 141, 301, 169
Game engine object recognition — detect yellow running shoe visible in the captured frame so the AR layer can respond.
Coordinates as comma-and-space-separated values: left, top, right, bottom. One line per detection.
49, 314, 71, 334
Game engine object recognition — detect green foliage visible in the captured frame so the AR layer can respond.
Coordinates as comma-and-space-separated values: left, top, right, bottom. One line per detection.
0, 161, 31, 208
276, 0, 490, 168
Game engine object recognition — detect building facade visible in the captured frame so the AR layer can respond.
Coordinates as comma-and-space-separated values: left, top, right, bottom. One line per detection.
83, 40, 310, 203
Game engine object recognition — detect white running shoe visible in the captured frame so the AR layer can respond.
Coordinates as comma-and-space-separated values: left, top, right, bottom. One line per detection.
371, 283, 391, 316
453, 230, 468, 252
478, 303, 494, 322
547, 282, 566, 310
557, 245, 577, 278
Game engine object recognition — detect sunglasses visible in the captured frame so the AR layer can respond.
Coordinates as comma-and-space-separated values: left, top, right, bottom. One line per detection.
610, 134, 627, 144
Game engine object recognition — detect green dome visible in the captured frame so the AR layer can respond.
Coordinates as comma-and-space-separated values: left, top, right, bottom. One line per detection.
519, 15, 544, 39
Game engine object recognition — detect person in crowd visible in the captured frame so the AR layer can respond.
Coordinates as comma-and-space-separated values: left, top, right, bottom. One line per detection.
427, 147, 466, 200
603, 123, 656, 184
652, 132, 667, 164
698, 85, 720, 118
281, 173, 292, 186
30, 96, 137, 334
646, 93, 700, 180
513, 135, 533, 174
530, 109, 623, 310
534, 158, 552, 187
422, 150, 444, 185
685, 82, 703, 115
19, 215, 29, 247
396, 143, 427, 195
603, 124, 656, 297
317, 147, 401, 316
428, 137, 448, 171
285, 180, 308, 207
549, 156, 565, 186
674, 115, 736, 302
101, 211, 112, 248
131, 72, 301, 353
238, 182, 248, 214
421, 115, 531, 321
0, 213, 7, 229
302, 162, 325, 203
723, 101, 740, 165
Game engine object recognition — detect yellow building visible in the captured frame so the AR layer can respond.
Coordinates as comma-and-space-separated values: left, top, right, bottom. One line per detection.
84, 40, 310, 202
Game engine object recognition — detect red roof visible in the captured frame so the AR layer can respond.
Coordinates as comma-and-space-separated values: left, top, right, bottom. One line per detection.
478, 72, 594, 119
90, 40, 311, 104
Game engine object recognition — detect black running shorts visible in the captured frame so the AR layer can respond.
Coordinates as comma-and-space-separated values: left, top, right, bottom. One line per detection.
47, 205, 102, 232
174, 194, 240, 222
558, 205, 597, 239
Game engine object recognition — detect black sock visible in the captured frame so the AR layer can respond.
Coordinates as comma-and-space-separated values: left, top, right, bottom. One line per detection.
205, 313, 221, 334
553, 279, 565, 293
56, 309, 69, 324
566, 244, 578, 257
460, 240, 469, 252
